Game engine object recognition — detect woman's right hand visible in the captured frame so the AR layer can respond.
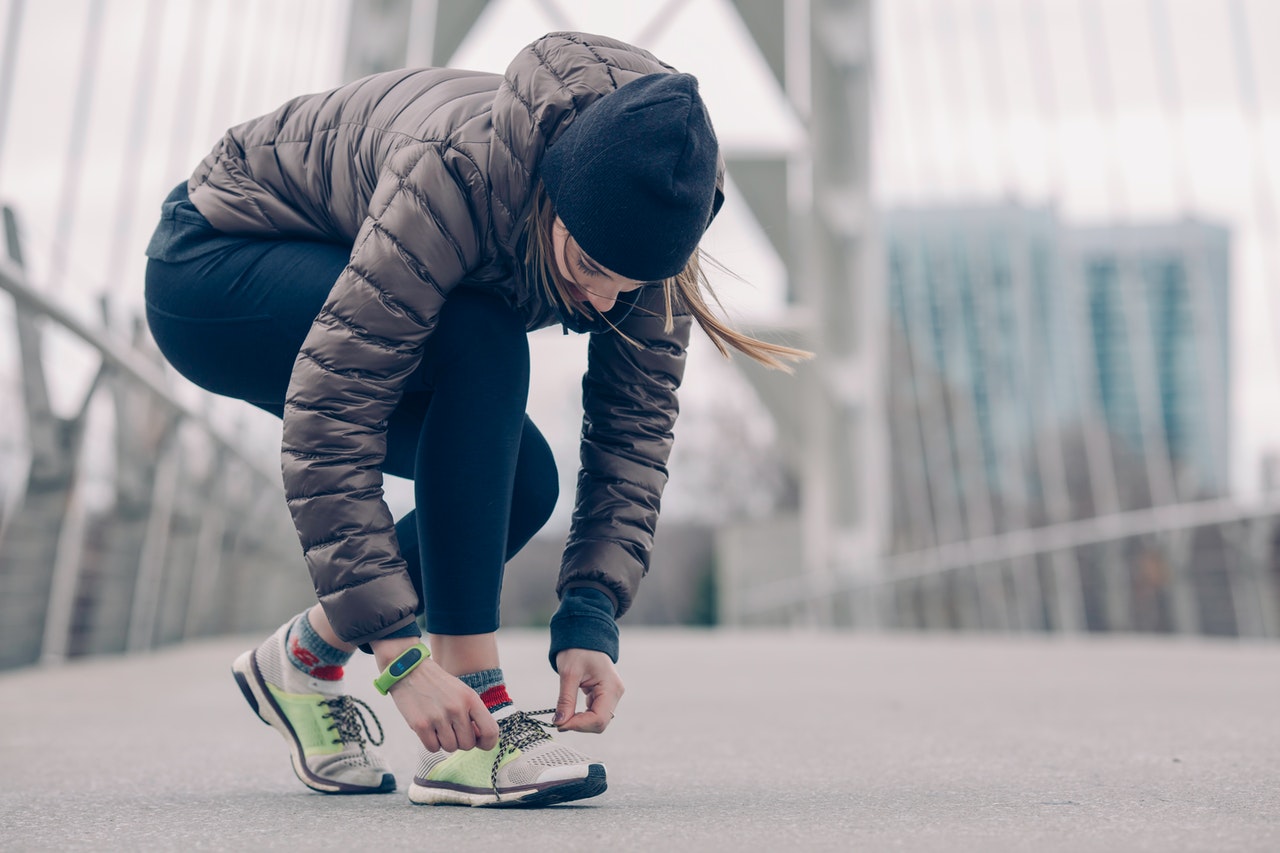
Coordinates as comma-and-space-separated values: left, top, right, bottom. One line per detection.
371, 638, 499, 753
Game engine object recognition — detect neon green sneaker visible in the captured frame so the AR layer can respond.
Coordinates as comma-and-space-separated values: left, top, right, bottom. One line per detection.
408, 706, 607, 807
231, 620, 395, 794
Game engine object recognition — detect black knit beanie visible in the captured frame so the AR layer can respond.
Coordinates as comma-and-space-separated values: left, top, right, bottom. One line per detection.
540, 72, 719, 282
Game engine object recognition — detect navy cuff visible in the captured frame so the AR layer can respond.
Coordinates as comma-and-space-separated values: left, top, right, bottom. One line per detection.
548, 587, 619, 671
383, 621, 424, 639
356, 619, 422, 655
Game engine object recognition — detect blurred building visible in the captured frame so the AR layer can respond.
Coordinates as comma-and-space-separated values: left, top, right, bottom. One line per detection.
883, 206, 1231, 555
1070, 221, 1231, 501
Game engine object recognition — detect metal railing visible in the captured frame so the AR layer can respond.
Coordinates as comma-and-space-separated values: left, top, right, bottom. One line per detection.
724, 498, 1280, 639
0, 205, 310, 670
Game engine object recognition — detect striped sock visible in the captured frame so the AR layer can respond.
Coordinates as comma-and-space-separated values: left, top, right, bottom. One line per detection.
285, 612, 351, 681
458, 667, 513, 712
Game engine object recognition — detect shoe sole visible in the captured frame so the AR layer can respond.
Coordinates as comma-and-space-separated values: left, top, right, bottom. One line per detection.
231, 649, 395, 795
407, 763, 607, 808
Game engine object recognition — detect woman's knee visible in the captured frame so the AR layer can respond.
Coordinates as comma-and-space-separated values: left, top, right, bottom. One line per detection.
409, 289, 529, 398
414, 290, 524, 384
519, 447, 559, 526
507, 419, 559, 556
433, 289, 528, 364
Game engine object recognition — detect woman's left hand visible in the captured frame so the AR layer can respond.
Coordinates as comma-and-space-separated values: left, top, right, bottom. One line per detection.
553, 648, 624, 733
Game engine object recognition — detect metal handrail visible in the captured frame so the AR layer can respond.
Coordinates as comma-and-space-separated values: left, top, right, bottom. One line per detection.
736, 494, 1280, 616
879, 493, 1280, 581
0, 250, 281, 487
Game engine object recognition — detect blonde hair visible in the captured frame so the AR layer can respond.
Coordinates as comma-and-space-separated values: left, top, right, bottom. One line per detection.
524, 183, 812, 372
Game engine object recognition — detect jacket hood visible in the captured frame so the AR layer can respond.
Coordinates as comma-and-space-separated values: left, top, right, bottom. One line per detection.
488, 32, 725, 262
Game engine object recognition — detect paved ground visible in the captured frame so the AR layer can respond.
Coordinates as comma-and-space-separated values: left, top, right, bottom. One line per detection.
1, 629, 1277, 852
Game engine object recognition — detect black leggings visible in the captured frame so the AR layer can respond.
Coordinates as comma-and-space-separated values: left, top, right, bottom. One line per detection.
144, 230, 557, 636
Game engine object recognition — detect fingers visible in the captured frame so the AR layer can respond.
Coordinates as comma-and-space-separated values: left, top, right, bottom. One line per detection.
433, 722, 460, 753
559, 710, 608, 733
439, 694, 494, 751
553, 665, 580, 727
471, 696, 500, 750
557, 683, 622, 733
415, 719, 492, 754
416, 726, 442, 753
471, 719, 498, 752
394, 663, 497, 753
587, 682, 622, 731
557, 678, 624, 734
552, 648, 625, 733
451, 717, 477, 751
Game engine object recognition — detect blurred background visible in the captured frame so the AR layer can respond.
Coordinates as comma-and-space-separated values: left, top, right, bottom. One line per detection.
0, 0, 1277, 671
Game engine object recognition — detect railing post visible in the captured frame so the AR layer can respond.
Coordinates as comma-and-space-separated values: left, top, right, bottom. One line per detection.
1164, 528, 1200, 635
1098, 540, 1131, 631
1223, 518, 1279, 639
1008, 555, 1044, 631
180, 445, 229, 641
0, 206, 76, 668
126, 419, 182, 652
1048, 550, 1086, 632
975, 562, 1011, 632
39, 365, 108, 663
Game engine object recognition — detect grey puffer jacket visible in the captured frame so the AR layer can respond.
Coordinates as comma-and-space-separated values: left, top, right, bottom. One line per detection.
188, 32, 722, 645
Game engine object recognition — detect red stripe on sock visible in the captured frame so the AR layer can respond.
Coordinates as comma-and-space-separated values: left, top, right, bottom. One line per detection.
289, 637, 342, 680
309, 665, 345, 681
480, 684, 512, 711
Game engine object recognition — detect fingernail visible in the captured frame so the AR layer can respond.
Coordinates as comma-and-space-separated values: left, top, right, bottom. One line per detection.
553, 712, 564, 724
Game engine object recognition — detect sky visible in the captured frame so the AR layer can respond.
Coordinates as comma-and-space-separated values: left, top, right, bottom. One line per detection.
0, 0, 1277, 509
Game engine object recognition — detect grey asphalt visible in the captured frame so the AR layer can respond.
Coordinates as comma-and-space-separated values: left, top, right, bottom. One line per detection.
1, 629, 1277, 852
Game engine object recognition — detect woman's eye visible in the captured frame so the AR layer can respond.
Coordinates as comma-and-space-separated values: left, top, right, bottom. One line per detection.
575, 256, 597, 277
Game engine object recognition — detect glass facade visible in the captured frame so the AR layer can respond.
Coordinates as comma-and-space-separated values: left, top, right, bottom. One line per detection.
884, 207, 1231, 553
1072, 223, 1232, 501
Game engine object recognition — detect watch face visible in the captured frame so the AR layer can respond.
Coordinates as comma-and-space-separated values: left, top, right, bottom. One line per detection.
390, 647, 422, 677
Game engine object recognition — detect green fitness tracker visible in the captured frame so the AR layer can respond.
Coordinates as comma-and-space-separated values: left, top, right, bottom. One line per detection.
373, 642, 431, 695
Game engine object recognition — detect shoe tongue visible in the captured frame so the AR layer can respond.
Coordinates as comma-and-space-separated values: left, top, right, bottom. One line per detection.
306, 676, 344, 696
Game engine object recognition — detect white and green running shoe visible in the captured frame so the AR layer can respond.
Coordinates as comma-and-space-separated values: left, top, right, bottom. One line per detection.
231, 621, 395, 794
408, 706, 607, 807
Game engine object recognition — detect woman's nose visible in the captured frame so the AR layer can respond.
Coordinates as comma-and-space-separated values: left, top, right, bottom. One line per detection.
587, 289, 617, 313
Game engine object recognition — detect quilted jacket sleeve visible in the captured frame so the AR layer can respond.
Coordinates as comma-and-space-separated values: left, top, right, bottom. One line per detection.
282, 142, 483, 646
558, 290, 693, 616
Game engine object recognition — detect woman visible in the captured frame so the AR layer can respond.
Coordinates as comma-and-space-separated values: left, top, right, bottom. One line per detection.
144, 31, 805, 807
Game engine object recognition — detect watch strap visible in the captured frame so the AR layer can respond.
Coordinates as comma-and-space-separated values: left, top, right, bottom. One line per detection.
373, 642, 430, 695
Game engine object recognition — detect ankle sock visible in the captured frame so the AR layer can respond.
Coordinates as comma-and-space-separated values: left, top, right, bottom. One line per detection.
458, 667, 512, 712
285, 612, 351, 681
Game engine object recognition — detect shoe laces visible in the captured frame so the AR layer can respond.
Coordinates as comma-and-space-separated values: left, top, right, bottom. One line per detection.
322, 695, 386, 748
491, 708, 556, 798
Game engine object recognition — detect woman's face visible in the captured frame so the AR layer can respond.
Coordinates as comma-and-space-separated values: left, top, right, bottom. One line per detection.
552, 216, 645, 313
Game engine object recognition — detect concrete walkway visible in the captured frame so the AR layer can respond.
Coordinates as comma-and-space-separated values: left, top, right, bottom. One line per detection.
1, 629, 1277, 852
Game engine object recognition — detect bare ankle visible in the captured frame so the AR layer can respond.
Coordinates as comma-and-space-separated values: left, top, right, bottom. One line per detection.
428, 633, 500, 676
306, 605, 358, 655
